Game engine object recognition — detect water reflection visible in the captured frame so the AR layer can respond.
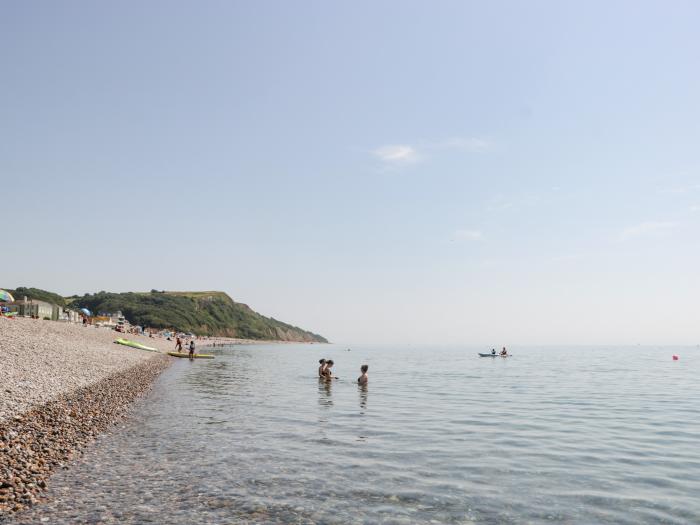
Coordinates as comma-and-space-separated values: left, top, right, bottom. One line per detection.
357, 384, 368, 442
317, 378, 333, 444
318, 378, 333, 407
358, 384, 368, 412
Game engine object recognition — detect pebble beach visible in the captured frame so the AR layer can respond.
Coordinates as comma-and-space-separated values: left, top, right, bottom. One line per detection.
0, 317, 174, 517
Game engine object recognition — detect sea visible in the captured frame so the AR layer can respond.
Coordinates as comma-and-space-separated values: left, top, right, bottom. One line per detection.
10, 344, 700, 524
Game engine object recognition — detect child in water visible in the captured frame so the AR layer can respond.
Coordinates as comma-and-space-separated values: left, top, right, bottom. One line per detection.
357, 364, 368, 385
318, 359, 327, 377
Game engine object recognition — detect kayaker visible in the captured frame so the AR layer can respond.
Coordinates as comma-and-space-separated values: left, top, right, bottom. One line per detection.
318, 358, 327, 377
189, 340, 195, 359
500, 347, 507, 356
491, 348, 496, 355
357, 364, 368, 385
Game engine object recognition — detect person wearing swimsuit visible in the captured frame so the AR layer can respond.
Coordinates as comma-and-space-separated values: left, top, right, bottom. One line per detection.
323, 360, 337, 380
357, 364, 368, 385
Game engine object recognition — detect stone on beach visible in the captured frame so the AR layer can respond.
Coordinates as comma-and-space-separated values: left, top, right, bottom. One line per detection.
0, 317, 172, 517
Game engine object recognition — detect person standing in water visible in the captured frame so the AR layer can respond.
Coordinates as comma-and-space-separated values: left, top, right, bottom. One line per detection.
175, 336, 183, 352
357, 364, 368, 385
188, 340, 195, 360
323, 359, 337, 380
318, 359, 327, 377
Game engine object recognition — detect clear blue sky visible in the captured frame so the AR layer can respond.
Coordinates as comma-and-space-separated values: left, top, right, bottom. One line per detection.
3, 1, 699, 344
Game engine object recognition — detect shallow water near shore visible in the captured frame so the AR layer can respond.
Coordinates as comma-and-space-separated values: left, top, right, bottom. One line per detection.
10, 344, 700, 524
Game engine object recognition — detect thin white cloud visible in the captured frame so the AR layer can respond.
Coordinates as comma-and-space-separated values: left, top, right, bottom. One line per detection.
486, 195, 514, 212
659, 187, 687, 194
372, 145, 419, 165
453, 229, 483, 241
690, 205, 700, 212
486, 192, 540, 212
372, 136, 490, 167
619, 221, 678, 240
659, 182, 700, 194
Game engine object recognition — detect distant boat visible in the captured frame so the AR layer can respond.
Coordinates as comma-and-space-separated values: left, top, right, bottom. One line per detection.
478, 353, 509, 358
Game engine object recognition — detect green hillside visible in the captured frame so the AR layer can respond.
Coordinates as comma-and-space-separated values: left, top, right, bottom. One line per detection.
70, 290, 327, 342
6, 287, 67, 307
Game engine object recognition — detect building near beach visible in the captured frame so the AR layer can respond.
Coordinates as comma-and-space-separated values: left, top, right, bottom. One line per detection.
11, 297, 60, 320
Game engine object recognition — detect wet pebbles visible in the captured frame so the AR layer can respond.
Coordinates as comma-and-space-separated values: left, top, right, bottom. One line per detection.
0, 355, 169, 519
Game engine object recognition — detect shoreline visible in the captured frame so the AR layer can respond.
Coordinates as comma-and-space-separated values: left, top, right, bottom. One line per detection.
0, 356, 169, 516
0, 318, 176, 424
0, 317, 175, 517
0, 317, 318, 518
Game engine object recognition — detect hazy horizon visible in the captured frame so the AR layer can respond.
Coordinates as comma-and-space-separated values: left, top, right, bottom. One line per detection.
3, 1, 699, 345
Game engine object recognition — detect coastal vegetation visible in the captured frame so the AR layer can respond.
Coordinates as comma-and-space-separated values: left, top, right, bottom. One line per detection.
70, 290, 327, 342
8, 287, 67, 307
3, 287, 326, 342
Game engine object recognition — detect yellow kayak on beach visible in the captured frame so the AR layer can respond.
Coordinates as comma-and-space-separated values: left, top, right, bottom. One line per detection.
114, 338, 158, 352
167, 352, 215, 359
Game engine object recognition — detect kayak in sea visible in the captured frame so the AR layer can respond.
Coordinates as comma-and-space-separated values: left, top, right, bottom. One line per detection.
167, 352, 215, 359
478, 353, 510, 357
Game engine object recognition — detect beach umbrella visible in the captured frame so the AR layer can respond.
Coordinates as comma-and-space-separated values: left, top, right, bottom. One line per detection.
80, 307, 92, 316
0, 290, 14, 302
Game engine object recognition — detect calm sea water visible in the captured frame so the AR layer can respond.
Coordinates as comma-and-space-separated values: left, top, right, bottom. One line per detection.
12, 344, 700, 524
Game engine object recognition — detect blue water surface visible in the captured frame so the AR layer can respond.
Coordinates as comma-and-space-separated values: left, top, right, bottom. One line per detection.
11, 344, 700, 524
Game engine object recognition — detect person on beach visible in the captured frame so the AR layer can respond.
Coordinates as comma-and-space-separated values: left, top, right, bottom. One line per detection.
318, 359, 327, 377
189, 340, 195, 359
175, 336, 183, 352
357, 364, 368, 385
323, 359, 337, 380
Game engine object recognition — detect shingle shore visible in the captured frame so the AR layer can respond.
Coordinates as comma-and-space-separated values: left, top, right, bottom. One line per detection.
0, 318, 173, 518
0, 318, 175, 423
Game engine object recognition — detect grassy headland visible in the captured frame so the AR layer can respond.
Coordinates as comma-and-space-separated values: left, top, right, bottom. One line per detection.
67, 290, 327, 342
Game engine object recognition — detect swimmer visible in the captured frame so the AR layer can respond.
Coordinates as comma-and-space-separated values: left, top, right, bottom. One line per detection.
357, 364, 368, 385
318, 358, 327, 377
323, 359, 337, 380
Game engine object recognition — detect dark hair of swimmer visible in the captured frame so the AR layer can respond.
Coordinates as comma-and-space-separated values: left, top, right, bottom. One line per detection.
319, 359, 326, 364
361, 365, 368, 373
327, 359, 334, 366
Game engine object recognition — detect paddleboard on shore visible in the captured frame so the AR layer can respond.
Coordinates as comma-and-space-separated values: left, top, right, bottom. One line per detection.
114, 338, 158, 352
168, 352, 215, 359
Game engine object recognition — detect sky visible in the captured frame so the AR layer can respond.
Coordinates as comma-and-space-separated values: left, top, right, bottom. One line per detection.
2, 1, 699, 345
